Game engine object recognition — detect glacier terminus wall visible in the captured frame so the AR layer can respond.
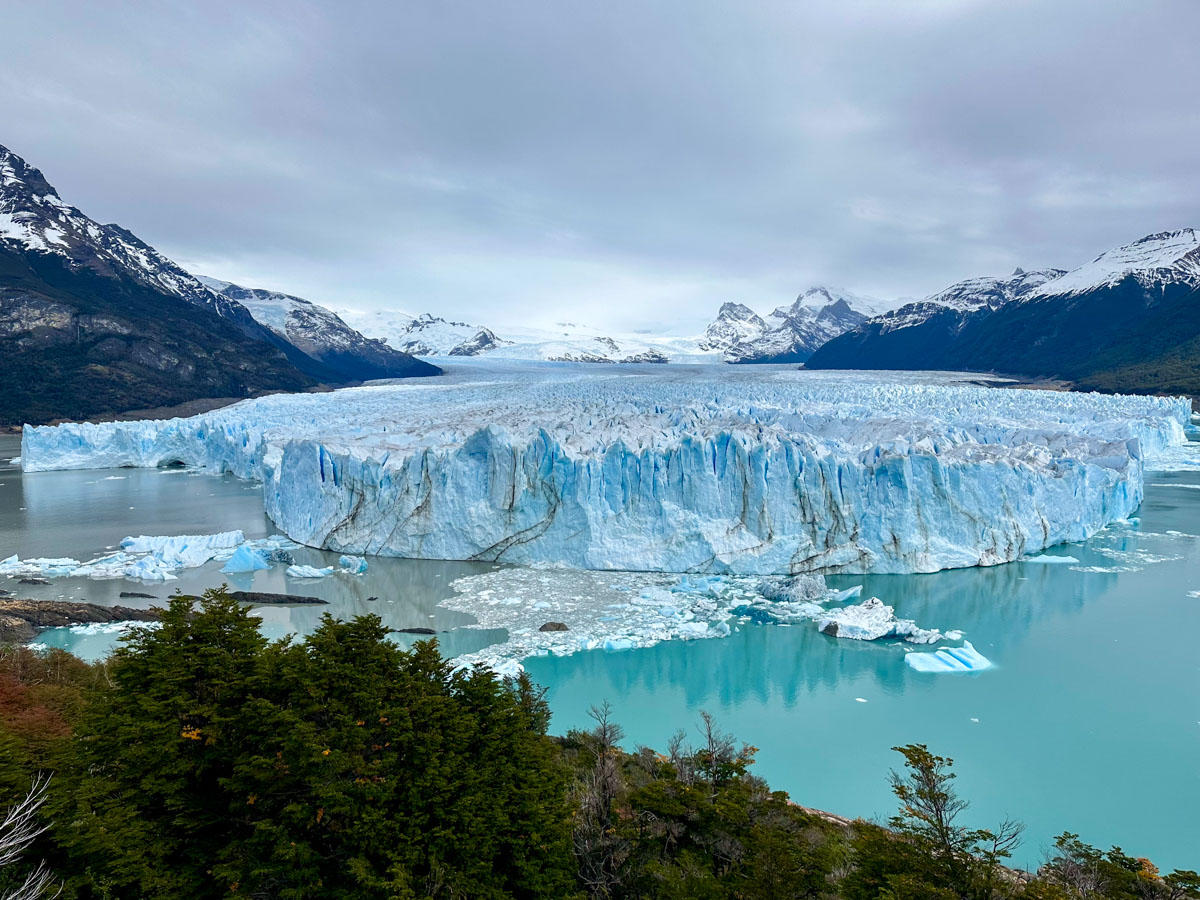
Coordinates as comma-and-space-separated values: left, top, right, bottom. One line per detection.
20, 363, 1192, 575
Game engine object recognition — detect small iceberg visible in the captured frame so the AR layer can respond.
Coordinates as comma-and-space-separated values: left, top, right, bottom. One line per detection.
1020, 554, 1080, 564
286, 564, 335, 579
905, 641, 993, 673
221, 545, 272, 574
817, 597, 942, 644
338, 554, 368, 575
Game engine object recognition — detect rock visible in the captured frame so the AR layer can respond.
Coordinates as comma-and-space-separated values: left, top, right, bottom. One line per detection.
18, 578, 50, 586
0, 599, 160, 643
394, 627, 437, 635
119, 591, 157, 599
539, 621, 569, 632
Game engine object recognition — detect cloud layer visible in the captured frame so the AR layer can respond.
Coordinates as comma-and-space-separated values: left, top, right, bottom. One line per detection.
2, 0, 1197, 331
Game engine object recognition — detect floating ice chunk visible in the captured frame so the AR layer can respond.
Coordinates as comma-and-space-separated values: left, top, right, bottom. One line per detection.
121, 530, 244, 555
1187, 590, 1200, 598
286, 564, 335, 578
817, 597, 942, 643
756, 574, 827, 603
221, 545, 272, 574
66, 621, 160, 636
1020, 554, 1080, 564
0, 555, 80, 577
338, 554, 368, 575
829, 585, 864, 603
905, 641, 993, 673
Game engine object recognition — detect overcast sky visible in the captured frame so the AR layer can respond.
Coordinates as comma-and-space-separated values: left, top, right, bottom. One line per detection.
2, 0, 1197, 332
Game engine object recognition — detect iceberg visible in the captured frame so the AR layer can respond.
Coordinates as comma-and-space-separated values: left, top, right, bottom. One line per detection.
338, 554, 368, 575
817, 597, 942, 643
221, 545, 273, 574
121, 531, 245, 572
286, 564, 335, 578
2, 532, 298, 583
19, 366, 1193, 575
905, 641, 993, 673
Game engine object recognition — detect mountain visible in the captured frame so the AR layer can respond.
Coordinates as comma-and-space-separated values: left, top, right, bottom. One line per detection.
698, 302, 768, 351
198, 277, 438, 381
805, 269, 1064, 370
0, 143, 438, 426
340, 309, 712, 363
705, 287, 900, 363
336, 310, 510, 358
807, 230, 1200, 396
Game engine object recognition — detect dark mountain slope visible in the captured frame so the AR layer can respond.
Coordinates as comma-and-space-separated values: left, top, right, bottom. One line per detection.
0, 247, 319, 426
807, 232, 1200, 395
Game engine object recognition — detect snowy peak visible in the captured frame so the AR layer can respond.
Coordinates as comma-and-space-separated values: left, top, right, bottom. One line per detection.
698, 302, 768, 351
715, 285, 897, 363
336, 309, 510, 357
1035, 228, 1200, 297
0, 144, 246, 321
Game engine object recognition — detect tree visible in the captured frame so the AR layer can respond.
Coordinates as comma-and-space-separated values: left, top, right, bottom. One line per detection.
0, 776, 58, 900
55, 588, 578, 899
845, 744, 1022, 900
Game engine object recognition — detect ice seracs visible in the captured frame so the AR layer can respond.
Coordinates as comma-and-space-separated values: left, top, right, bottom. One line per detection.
21, 365, 1191, 577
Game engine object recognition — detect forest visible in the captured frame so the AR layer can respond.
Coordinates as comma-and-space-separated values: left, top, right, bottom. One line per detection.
1, 589, 1196, 899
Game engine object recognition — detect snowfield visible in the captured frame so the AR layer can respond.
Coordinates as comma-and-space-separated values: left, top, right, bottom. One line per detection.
20, 363, 1191, 576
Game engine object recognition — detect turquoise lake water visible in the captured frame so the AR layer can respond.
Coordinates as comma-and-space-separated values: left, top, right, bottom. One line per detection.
2, 432, 1197, 870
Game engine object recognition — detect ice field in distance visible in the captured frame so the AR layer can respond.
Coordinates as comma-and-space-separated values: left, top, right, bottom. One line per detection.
20, 362, 1192, 576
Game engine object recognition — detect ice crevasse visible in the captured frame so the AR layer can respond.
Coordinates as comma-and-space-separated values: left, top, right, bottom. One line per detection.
19, 368, 1193, 575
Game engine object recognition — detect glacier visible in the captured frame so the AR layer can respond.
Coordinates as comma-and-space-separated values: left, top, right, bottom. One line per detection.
19, 364, 1192, 576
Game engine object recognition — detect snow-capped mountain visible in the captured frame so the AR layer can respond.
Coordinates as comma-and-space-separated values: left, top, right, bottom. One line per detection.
864, 268, 1065, 337
337, 309, 509, 357
1, 146, 255, 326
807, 229, 1200, 396
707, 286, 901, 363
1036, 228, 1200, 296
198, 277, 428, 381
340, 308, 714, 363
0, 143, 438, 425
699, 302, 768, 351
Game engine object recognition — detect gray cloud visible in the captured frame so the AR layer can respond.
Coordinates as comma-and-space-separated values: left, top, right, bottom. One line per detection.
2, 0, 1197, 332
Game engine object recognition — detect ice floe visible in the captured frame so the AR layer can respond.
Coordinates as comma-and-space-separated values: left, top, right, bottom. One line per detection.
2, 532, 298, 582
817, 597, 942, 643
905, 641, 993, 673
443, 570, 954, 674
19, 365, 1192, 575
286, 564, 335, 578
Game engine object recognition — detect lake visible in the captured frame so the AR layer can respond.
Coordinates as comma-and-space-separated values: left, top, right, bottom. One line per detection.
2, 430, 1198, 870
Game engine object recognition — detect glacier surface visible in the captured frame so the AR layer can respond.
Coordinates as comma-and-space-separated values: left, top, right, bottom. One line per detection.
20, 364, 1192, 576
